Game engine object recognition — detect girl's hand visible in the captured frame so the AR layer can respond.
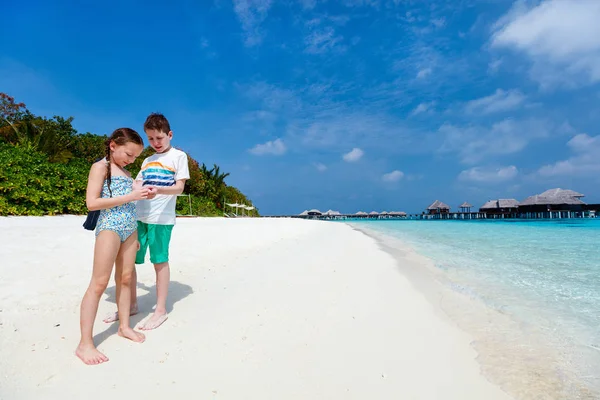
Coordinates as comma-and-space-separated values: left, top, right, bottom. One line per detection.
130, 187, 150, 201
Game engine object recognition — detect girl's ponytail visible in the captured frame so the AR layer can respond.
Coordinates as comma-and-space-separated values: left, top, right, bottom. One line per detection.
105, 139, 113, 197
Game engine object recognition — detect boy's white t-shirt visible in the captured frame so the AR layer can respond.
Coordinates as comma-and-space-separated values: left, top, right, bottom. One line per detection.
135, 147, 190, 225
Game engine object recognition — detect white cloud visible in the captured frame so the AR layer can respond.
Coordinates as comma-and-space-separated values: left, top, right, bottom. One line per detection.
314, 162, 327, 171
431, 18, 446, 28
416, 67, 432, 79
341, 0, 379, 7
488, 58, 503, 73
343, 147, 364, 162
411, 102, 434, 116
240, 81, 431, 155
233, 0, 273, 47
458, 165, 518, 183
248, 138, 287, 155
537, 133, 600, 177
465, 89, 526, 115
439, 118, 553, 164
298, 0, 317, 9
243, 82, 301, 112
491, 0, 600, 87
382, 170, 404, 182
304, 26, 345, 54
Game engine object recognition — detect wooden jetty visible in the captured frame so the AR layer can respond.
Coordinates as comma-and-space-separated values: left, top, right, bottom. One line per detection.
273, 188, 599, 221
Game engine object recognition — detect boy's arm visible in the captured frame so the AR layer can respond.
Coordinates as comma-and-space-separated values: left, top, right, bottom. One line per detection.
155, 179, 187, 195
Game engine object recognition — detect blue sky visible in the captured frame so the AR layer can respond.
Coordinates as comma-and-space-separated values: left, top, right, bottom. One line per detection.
2, 0, 600, 215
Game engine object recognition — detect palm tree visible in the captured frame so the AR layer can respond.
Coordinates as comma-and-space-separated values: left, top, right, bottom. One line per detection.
1, 116, 73, 163
211, 164, 230, 187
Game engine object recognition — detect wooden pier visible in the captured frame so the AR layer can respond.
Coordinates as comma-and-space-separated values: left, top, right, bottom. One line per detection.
269, 209, 598, 221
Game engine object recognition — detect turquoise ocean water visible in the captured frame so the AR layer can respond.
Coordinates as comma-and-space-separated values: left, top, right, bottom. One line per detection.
349, 219, 600, 399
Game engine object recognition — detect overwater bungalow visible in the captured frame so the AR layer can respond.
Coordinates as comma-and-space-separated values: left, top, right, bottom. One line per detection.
518, 188, 587, 218
427, 200, 450, 215
324, 209, 341, 216
307, 209, 322, 216
479, 199, 519, 216
459, 202, 473, 213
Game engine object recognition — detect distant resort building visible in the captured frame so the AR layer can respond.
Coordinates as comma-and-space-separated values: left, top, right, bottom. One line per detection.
288, 188, 598, 221
426, 200, 451, 215
479, 199, 519, 216
517, 189, 589, 219
459, 202, 473, 213
418, 188, 597, 220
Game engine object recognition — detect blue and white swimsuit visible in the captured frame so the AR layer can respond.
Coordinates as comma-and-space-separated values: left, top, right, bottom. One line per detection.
95, 175, 137, 242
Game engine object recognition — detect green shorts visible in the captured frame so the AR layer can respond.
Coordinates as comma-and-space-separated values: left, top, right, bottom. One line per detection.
135, 222, 174, 264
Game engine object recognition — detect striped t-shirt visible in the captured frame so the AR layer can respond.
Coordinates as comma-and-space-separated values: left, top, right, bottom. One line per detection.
135, 147, 190, 225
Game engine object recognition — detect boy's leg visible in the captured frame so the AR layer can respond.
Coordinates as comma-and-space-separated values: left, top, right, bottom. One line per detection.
140, 224, 173, 330
114, 232, 145, 342
76, 231, 121, 365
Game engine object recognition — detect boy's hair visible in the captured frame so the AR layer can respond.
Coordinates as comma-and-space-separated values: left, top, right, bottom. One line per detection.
105, 127, 144, 197
144, 112, 171, 134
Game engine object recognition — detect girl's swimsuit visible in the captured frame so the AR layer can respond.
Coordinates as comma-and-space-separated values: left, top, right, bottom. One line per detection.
95, 175, 137, 242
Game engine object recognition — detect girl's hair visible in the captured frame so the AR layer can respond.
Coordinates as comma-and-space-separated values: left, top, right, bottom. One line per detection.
105, 127, 144, 197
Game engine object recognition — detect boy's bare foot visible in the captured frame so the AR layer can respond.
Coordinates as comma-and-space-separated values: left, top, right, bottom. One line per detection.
118, 327, 146, 343
139, 312, 168, 330
103, 304, 139, 323
75, 343, 109, 365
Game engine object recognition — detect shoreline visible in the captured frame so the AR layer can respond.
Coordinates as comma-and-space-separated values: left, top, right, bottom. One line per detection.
1, 216, 511, 399
347, 222, 599, 400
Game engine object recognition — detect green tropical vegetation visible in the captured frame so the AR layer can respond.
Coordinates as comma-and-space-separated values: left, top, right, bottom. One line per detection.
0, 93, 258, 217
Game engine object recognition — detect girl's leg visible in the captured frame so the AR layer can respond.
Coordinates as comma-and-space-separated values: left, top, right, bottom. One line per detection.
76, 231, 121, 365
101, 238, 141, 324
115, 232, 145, 342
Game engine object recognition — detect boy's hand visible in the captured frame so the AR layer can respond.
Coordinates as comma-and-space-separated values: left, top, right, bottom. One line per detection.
146, 186, 158, 199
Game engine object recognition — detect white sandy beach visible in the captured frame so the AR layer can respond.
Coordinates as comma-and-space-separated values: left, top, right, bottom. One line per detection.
0, 216, 512, 399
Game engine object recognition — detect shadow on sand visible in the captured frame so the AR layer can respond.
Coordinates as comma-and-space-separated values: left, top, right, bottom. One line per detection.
93, 280, 194, 346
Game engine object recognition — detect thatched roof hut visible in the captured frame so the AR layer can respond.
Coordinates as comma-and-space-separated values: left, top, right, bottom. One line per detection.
428, 200, 450, 210
540, 188, 584, 199
307, 209, 322, 216
480, 199, 519, 210
519, 188, 586, 206
427, 200, 450, 214
459, 202, 473, 212
355, 211, 368, 216
324, 210, 341, 216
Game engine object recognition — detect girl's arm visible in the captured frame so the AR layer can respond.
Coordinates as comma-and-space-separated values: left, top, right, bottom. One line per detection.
86, 162, 148, 211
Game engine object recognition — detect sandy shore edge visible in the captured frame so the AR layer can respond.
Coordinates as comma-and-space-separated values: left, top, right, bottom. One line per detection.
348, 222, 599, 400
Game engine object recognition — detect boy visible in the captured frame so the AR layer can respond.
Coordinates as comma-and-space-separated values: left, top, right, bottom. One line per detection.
104, 112, 189, 330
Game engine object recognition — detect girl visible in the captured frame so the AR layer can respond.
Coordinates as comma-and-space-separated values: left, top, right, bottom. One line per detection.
76, 127, 150, 365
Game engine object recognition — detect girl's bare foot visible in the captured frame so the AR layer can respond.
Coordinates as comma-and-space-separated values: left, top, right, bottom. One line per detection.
139, 312, 168, 330
118, 327, 146, 343
75, 343, 109, 365
103, 304, 139, 323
